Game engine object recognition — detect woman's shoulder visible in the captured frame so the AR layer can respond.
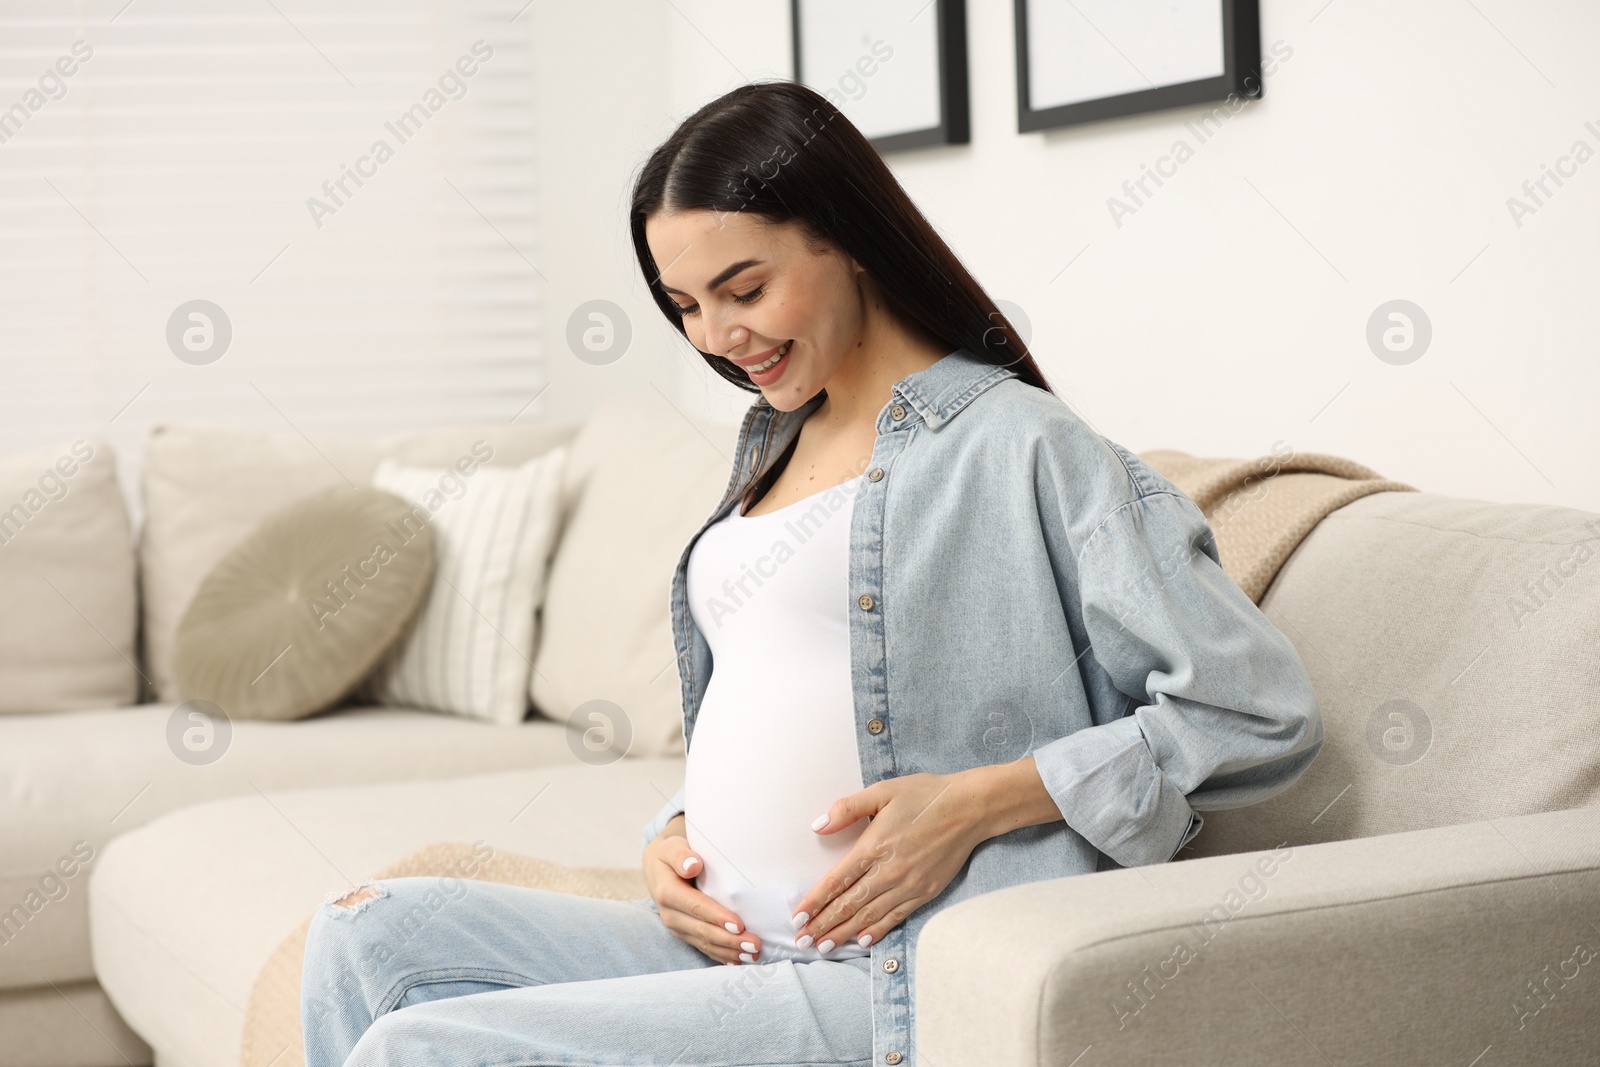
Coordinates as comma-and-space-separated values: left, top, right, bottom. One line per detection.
966, 378, 1139, 487
968, 376, 1196, 527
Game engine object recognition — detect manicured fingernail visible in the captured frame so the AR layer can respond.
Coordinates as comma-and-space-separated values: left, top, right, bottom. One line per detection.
724, 921, 740, 933
796, 934, 814, 949
790, 911, 809, 929
739, 952, 756, 963
811, 813, 830, 831
857, 933, 873, 948
741, 941, 756, 952
682, 857, 698, 872
818, 939, 835, 954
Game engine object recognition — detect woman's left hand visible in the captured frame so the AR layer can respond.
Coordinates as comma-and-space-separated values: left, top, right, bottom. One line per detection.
790, 769, 991, 954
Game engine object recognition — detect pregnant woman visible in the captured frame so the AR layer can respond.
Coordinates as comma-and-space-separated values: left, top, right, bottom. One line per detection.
301, 80, 1323, 1067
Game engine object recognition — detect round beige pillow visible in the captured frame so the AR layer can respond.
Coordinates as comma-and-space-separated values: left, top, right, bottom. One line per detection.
173, 487, 435, 721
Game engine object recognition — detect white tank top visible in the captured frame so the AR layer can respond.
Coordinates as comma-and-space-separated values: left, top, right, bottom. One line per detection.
684, 472, 869, 961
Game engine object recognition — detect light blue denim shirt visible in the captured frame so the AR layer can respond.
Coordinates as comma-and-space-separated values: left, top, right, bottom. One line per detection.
640, 346, 1323, 1066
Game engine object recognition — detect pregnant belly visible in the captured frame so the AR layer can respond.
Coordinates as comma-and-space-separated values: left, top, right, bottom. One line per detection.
683, 683, 871, 961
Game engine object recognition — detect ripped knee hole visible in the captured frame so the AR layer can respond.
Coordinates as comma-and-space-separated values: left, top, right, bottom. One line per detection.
336, 886, 380, 908
323, 881, 388, 913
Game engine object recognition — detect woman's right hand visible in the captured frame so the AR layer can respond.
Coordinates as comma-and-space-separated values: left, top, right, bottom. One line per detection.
642, 813, 761, 965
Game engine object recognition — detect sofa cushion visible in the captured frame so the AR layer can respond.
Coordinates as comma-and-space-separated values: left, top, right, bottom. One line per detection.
173, 488, 436, 721
0, 437, 138, 714
530, 391, 739, 759
1184, 490, 1600, 860
140, 422, 580, 703
89, 760, 685, 1067
0, 703, 579, 992
0, 980, 150, 1067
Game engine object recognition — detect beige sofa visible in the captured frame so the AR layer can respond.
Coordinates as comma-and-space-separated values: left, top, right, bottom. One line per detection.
0, 391, 734, 1067
3, 390, 1596, 1066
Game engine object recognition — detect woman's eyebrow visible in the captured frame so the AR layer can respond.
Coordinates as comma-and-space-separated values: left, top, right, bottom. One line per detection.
660, 258, 764, 296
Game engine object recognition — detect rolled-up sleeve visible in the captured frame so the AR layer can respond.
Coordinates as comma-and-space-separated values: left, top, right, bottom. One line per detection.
1031, 489, 1324, 868
639, 782, 687, 852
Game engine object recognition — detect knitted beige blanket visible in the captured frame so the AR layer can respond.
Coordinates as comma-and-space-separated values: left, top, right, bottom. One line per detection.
240, 447, 1412, 1066
1136, 447, 1415, 602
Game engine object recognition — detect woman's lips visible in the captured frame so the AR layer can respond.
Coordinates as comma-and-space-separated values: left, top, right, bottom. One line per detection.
736, 341, 787, 368
742, 342, 793, 383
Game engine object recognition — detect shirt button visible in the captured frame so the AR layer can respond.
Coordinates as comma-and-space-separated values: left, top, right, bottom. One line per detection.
890, 404, 906, 420
867, 717, 884, 735
868, 467, 884, 481
885, 1054, 903, 1065
857, 593, 875, 611
882, 957, 900, 973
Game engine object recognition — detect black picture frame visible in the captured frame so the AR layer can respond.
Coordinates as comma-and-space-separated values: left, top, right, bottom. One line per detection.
791, 0, 969, 154
1014, 0, 1262, 134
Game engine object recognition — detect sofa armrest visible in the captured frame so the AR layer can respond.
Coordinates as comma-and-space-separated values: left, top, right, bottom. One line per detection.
917, 806, 1600, 1067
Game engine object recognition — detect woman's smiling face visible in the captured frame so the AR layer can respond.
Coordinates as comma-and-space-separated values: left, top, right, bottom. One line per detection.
646, 208, 865, 411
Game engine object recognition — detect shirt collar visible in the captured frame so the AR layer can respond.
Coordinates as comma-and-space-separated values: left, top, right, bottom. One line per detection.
888, 346, 1020, 430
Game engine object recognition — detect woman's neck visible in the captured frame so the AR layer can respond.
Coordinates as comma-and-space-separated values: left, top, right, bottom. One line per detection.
811, 285, 951, 434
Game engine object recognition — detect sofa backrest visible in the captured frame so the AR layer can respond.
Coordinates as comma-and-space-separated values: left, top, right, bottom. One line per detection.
139, 421, 580, 703
529, 390, 739, 759
0, 437, 139, 713
1183, 489, 1600, 860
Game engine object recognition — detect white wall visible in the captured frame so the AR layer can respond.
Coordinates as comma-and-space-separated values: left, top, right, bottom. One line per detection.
600, 0, 1599, 511
527, 0, 743, 434
0, 3, 545, 531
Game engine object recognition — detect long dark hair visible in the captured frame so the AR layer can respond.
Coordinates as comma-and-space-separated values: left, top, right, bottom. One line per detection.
629, 79, 1054, 397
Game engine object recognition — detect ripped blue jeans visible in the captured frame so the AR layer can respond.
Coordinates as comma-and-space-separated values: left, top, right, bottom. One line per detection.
299, 876, 875, 1067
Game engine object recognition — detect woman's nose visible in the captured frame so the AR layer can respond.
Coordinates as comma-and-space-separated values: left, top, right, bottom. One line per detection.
708, 313, 746, 358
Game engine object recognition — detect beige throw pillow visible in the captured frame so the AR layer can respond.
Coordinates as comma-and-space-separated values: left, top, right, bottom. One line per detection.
171, 487, 435, 721
139, 422, 582, 704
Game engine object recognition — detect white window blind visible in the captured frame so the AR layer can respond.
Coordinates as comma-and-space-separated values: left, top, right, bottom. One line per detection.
0, 0, 542, 531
